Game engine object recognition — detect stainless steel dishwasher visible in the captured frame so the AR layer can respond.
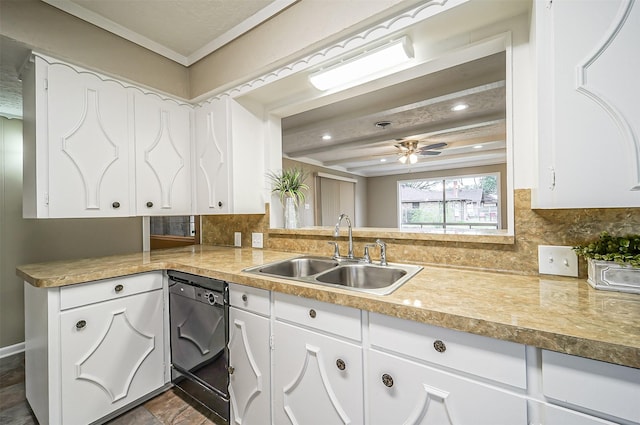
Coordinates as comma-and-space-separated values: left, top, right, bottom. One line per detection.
168, 270, 229, 424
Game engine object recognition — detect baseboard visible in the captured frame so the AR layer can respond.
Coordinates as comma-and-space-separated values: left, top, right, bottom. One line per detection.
0, 341, 25, 358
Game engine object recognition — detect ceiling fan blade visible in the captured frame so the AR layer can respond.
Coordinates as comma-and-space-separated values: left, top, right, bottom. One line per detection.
419, 142, 448, 151
420, 150, 442, 156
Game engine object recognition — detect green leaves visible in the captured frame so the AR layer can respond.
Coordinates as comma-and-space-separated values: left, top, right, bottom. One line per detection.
573, 232, 640, 268
266, 167, 310, 206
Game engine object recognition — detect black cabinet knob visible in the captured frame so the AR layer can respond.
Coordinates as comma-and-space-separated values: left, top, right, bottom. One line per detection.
112, 201, 120, 209
218, 201, 223, 207
146, 201, 153, 208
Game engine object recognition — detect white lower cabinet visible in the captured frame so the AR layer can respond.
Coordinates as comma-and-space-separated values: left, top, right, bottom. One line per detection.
273, 292, 364, 425
228, 283, 271, 425
368, 349, 527, 425
542, 350, 640, 424
24, 272, 168, 425
59, 289, 165, 424
273, 321, 364, 425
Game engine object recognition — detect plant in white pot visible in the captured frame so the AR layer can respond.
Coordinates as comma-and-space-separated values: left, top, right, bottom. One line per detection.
573, 232, 640, 294
267, 167, 309, 229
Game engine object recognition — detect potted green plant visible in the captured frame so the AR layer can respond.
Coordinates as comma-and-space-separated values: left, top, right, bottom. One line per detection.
267, 167, 309, 228
573, 232, 640, 294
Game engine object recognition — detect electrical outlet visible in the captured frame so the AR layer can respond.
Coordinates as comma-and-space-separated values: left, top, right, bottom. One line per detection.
252, 232, 263, 248
538, 245, 578, 277
234, 232, 242, 247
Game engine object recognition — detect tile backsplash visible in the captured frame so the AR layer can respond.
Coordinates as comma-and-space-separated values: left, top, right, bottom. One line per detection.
201, 190, 640, 276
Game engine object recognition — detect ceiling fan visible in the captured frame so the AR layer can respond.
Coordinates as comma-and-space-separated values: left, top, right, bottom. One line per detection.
394, 140, 447, 164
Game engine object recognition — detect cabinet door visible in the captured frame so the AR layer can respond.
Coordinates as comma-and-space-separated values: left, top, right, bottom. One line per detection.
47, 61, 133, 217
59, 289, 165, 425
228, 307, 271, 425
194, 98, 230, 214
536, 0, 640, 208
273, 321, 363, 425
368, 349, 527, 425
134, 93, 192, 215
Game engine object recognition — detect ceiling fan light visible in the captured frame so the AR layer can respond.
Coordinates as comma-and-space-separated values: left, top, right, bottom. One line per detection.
409, 153, 418, 164
309, 37, 414, 91
399, 155, 408, 164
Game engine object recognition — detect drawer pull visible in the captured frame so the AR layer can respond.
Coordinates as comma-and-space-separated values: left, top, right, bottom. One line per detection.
336, 359, 346, 371
218, 201, 223, 207
242, 294, 248, 302
228, 366, 235, 375
76, 320, 87, 330
434, 340, 447, 353
112, 201, 120, 209
309, 309, 317, 318
146, 201, 153, 208
115, 284, 124, 293
382, 373, 394, 388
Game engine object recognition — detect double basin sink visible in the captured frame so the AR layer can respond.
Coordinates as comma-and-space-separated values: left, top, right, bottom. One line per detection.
243, 256, 422, 295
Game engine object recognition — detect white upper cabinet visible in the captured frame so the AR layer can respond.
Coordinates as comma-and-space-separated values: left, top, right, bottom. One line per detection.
194, 97, 265, 215
23, 56, 134, 218
194, 97, 231, 214
535, 0, 640, 208
24, 54, 267, 218
134, 93, 192, 215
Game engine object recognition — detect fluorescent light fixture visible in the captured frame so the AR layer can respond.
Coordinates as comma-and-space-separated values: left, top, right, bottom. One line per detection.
309, 37, 414, 91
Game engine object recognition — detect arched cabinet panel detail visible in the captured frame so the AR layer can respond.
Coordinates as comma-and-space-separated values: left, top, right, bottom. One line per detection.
535, 0, 640, 208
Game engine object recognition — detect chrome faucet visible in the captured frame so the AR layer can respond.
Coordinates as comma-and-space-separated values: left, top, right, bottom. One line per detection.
376, 239, 387, 266
334, 213, 354, 259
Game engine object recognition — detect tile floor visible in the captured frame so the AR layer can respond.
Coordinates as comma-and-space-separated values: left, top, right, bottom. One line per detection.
0, 352, 223, 425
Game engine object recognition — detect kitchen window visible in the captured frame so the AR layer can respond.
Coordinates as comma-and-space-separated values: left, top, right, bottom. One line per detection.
398, 173, 500, 230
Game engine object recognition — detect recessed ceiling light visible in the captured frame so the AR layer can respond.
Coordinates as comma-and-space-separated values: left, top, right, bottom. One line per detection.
322, 134, 332, 141
451, 104, 469, 112
473, 144, 483, 149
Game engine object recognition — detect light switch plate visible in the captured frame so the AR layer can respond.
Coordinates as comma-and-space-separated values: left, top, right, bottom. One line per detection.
234, 232, 242, 247
252, 232, 263, 248
538, 245, 579, 277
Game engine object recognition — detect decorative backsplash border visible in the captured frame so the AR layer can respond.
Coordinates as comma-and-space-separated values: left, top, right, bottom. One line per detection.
201, 190, 640, 276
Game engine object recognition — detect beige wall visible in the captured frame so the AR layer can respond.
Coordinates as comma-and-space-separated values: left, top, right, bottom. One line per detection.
283, 158, 368, 227
0, 118, 143, 348
0, 0, 189, 99
367, 164, 508, 228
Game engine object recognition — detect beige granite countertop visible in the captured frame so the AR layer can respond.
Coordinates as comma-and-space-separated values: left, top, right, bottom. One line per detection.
17, 245, 640, 369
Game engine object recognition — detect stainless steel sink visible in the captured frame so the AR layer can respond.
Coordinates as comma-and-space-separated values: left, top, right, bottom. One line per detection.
315, 263, 406, 289
253, 256, 339, 278
244, 256, 422, 295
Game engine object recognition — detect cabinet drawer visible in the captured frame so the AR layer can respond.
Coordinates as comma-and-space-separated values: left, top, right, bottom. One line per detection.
369, 312, 526, 388
274, 292, 361, 341
60, 272, 163, 310
542, 350, 640, 423
229, 282, 270, 315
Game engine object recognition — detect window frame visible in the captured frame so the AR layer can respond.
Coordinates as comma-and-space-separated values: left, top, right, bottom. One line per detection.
397, 172, 501, 230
